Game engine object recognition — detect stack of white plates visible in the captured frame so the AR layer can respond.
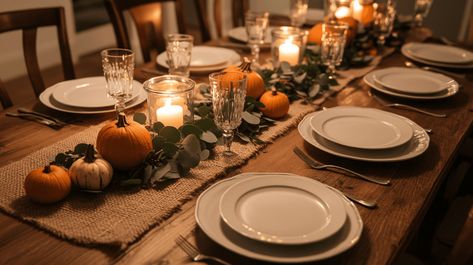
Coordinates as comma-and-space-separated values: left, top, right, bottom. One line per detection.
196, 172, 363, 263
39, 77, 146, 114
298, 106, 430, 162
402, 42, 473, 69
156, 46, 241, 74
364, 67, 460, 99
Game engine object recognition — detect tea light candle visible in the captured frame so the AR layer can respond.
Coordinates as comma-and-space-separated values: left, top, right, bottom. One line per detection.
156, 98, 183, 128
335, 6, 351, 18
279, 38, 300, 65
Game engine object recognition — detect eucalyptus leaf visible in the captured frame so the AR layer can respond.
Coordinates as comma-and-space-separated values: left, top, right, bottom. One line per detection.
293, 72, 307, 84
149, 163, 172, 184
308, 84, 320, 98
152, 122, 165, 133
180, 124, 203, 138
177, 149, 200, 168
162, 142, 179, 157
200, 131, 218, 144
158, 126, 181, 143
319, 73, 329, 86
280, 61, 292, 74
197, 105, 211, 117
296, 90, 308, 97
164, 171, 181, 179
194, 118, 213, 131
200, 149, 210, 160
54, 153, 68, 166
255, 101, 265, 108
236, 132, 251, 143
242, 111, 260, 125
152, 136, 166, 150
133, 113, 147, 125
74, 143, 88, 155
177, 165, 191, 177
182, 134, 201, 155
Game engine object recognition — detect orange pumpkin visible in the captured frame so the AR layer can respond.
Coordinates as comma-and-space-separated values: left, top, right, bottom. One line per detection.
259, 87, 290, 119
224, 58, 266, 99
96, 114, 152, 171
337, 17, 358, 44
307, 22, 323, 45
24, 164, 71, 204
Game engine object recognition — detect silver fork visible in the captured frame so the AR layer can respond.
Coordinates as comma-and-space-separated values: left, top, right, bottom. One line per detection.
6, 112, 63, 130
176, 235, 232, 265
293, 147, 391, 186
372, 94, 447, 118
17, 108, 67, 126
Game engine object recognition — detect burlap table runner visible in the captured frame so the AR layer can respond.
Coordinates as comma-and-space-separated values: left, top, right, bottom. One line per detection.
0, 57, 383, 249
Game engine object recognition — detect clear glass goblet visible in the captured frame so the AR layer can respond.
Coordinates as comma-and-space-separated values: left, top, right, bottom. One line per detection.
209, 71, 247, 156
321, 22, 348, 79
245, 11, 269, 65
289, 0, 308, 27
414, 0, 433, 27
101, 48, 135, 115
372, 2, 396, 48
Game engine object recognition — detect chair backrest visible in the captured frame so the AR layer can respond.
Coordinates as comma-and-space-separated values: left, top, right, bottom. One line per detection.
0, 7, 75, 109
197, 0, 249, 38
105, 0, 211, 63
446, 202, 473, 265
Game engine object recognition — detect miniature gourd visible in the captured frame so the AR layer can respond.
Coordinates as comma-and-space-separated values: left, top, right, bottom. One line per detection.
69, 144, 113, 191
24, 164, 71, 203
259, 87, 290, 119
96, 114, 152, 171
225, 58, 266, 98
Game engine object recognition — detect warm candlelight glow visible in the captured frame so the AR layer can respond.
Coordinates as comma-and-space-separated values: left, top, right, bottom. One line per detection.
156, 98, 183, 128
279, 38, 300, 66
335, 6, 351, 18
352, 0, 363, 22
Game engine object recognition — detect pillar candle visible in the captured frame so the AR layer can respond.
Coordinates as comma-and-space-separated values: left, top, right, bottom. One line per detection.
279, 39, 300, 66
156, 98, 183, 128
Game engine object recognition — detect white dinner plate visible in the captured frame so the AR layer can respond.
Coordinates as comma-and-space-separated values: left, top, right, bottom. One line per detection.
309, 107, 413, 150
227, 26, 273, 45
402, 42, 473, 64
364, 71, 460, 100
196, 172, 363, 264
402, 43, 473, 69
372, 67, 452, 95
219, 174, 346, 245
190, 46, 229, 67
298, 108, 430, 162
51, 77, 141, 108
39, 81, 146, 114
156, 46, 241, 73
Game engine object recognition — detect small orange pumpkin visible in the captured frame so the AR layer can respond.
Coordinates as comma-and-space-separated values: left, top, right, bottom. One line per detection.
225, 58, 266, 99
24, 164, 71, 204
96, 114, 152, 171
307, 22, 323, 45
259, 87, 290, 119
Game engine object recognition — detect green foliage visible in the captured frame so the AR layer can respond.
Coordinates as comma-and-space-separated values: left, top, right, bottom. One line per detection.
54, 143, 90, 168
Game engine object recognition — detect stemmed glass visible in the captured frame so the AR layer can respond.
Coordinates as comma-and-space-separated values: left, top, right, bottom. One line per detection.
289, 0, 309, 27
245, 11, 269, 65
209, 72, 247, 156
372, 2, 396, 48
320, 22, 348, 79
101, 48, 135, 115
414, 0, 433, 27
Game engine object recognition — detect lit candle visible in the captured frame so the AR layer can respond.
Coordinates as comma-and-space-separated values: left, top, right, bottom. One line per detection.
352, 0, 363, 22
335, 6, 351, 18
279, 38, 300, 66
156, 98, 183, 128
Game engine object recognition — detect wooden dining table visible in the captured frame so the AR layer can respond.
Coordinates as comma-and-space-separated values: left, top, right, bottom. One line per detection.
0, 30, 472, 265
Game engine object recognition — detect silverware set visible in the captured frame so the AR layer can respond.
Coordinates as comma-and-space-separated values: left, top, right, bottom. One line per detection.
293, 147, 380, 208
371, 94, 447, 118
6, 108, 66, 129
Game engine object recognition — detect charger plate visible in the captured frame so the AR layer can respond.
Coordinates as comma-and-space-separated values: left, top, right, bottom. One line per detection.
196, 172, 363, 263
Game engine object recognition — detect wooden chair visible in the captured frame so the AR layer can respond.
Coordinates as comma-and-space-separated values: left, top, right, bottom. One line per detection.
446, 202, 473, 265
0, 7, 75, 109
105, 0, 211, 63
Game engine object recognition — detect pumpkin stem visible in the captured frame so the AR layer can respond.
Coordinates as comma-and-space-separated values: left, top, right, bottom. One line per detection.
84, 144, 96, 163
116, 113, 129, 128
271, 87, 278, 96
240, 57, 252, 72
43, 164, 51, 173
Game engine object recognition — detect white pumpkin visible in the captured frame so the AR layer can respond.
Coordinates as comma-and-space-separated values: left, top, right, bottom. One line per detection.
69, 144, 113, 191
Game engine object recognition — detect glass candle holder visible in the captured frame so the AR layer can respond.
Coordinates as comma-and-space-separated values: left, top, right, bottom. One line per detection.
143, 75, 195, 129
271, 27, 306, 66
